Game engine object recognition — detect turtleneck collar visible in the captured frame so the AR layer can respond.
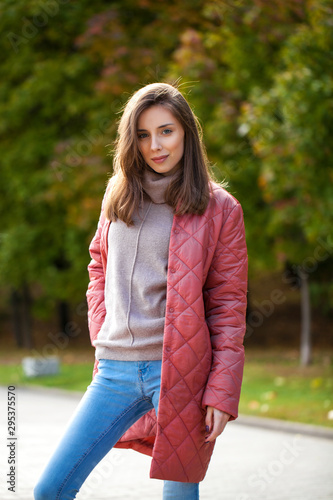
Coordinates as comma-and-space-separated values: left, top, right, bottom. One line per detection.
142, 168, 178, 204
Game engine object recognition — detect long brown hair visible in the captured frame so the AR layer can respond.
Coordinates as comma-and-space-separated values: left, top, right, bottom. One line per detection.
104, 82, 215, 225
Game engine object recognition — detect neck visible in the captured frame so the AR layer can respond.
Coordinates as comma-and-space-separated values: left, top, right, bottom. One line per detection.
142, 168, 177, 204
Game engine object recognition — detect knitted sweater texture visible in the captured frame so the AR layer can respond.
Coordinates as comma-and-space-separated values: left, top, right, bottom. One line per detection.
94, 168, 176, 361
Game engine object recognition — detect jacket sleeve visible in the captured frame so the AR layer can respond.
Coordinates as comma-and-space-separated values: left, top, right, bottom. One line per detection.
202, 201, 248, 420
86, 186, 109, 377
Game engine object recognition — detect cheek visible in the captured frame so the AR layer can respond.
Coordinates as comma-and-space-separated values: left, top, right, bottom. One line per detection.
139, 143, 148, 158
176, 136, 185, 157
170, 135, 184, 156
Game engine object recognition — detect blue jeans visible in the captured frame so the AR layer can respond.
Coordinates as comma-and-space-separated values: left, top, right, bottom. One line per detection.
34, 359, 199, 499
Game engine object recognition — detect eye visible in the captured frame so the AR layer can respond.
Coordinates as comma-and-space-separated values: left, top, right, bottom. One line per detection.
162, 129, 172, 135
137, 133, 149, 140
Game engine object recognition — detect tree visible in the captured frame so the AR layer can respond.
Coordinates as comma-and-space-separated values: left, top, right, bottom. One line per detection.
166, 0, 307, 269
0, 0, 212, 345
1, 0, 332, 359
241, 0, 333, 364
165, 0, 333, 362
0, 0, 108, 345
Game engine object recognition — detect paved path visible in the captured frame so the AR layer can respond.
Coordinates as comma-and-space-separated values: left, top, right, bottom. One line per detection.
0, 386, 333, 500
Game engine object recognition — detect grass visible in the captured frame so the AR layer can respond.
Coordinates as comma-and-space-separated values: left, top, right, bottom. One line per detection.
0, 349, 332, 428
0, 363, 93, 392
239, 350, 333, 428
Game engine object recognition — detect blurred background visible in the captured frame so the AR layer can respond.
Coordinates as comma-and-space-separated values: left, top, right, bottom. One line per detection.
0, 0, 332, 427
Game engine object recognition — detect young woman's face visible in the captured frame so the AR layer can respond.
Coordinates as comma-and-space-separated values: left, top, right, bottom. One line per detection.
137, 105, 185, 176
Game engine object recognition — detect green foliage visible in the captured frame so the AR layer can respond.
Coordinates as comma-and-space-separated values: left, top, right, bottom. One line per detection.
167, 0, 333, 298
0, 0, 107, 306
0, 0, 332, 337
0, 0, 211, 318
166, 0, 308, 271
241, 0, 333, 291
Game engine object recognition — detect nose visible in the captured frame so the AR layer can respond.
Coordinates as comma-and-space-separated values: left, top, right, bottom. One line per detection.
151, 134, 162, 151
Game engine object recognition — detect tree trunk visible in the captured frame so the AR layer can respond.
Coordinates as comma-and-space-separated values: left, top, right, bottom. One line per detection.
58, 300, 70, 335
10, 285, 34, 349
299, 273, 312, 366
21, 283, 34, 349
10, 289, 24, 348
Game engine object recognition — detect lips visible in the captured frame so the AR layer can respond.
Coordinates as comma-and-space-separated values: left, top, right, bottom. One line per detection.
151, 155, 169, 163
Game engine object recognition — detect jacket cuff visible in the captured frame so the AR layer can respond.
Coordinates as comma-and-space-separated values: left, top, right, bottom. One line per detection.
201, 392, 239, 421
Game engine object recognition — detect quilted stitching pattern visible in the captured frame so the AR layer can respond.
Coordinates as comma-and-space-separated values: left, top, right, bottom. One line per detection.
87, 183, 248, 482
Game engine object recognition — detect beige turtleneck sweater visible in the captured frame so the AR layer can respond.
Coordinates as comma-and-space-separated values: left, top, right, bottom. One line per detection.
94, 168, 176, 361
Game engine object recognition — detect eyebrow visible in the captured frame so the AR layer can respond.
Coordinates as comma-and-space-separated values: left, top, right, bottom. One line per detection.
137, 123, 175, 132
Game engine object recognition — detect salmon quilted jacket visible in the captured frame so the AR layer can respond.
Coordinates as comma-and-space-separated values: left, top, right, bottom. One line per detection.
86, 181, 248, 483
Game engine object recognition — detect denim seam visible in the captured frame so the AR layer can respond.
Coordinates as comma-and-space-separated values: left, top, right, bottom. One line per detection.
138, 366, 145, 397
55, 395, 152, 499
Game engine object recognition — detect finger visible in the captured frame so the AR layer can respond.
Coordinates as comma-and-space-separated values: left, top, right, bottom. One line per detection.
205, 420, 221, 442
205, 406, 213, 435
205, 411, 229, 442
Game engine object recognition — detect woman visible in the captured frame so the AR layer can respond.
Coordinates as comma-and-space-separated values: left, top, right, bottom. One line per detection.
34, 82, 248, 499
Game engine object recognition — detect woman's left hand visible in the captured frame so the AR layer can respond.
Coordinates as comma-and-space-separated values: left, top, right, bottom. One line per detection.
205, 406, 231, 443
